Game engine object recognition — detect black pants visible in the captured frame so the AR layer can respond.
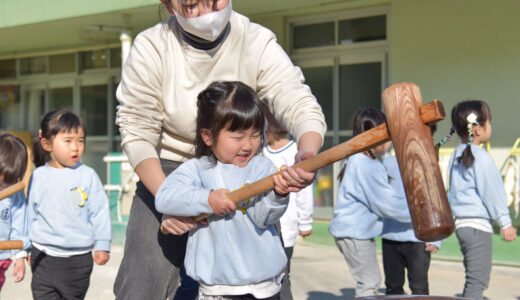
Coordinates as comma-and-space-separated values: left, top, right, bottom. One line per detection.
31, 248, 93, 300
382, 239, 431, 295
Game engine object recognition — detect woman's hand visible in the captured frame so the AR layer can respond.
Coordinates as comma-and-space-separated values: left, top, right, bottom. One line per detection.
208, 189, 236, 216
278, 150, 316, 193
161, 215, 199, 235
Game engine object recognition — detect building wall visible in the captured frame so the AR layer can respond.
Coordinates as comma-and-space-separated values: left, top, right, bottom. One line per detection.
250, 0, 520, 166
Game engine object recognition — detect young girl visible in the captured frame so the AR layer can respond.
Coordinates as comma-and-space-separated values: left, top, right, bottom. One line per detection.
28, 110, 112, 299
155, 81, 294, 300
262, 110, 314, 284
447, 100, 516, 300
0, 133, 30, 293
328, 108, 411, 298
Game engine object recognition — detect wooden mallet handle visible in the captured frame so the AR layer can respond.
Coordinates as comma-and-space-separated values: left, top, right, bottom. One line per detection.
161, 99, 447, 240
0, 240, 23, 250
0, 182, 25, 201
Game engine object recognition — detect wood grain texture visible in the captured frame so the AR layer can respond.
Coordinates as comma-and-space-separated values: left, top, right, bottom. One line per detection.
383, 83, 454, 242
0, 240, 23, 250
0, 182, 25, 201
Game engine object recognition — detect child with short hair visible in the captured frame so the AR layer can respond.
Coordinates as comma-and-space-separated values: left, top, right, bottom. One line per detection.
156, 81, 295, 299
28, 110, 112, 299
262, 110, 314, 283
447, 100, 516, 300
329, 108, 411, 298
0, 133, 30, 293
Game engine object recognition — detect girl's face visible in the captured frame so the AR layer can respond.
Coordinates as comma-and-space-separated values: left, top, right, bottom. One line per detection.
372, 141, 391, 157
41, 128, 85, 169
201, 123, 261, 167
474, 119, 492, 144
170, 0, 229, 18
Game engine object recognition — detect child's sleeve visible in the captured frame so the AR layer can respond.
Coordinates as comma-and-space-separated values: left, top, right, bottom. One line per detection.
245, 159, 289, 228
9, 191, 30, 258
474, 152, 512, 228
360, 161, 411, 223
155, 160, 213, 217
87, 171, 112, 252
295, 183, 314, 233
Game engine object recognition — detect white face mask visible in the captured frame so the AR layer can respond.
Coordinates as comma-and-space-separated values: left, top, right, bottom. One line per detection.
174, 1, 232, 42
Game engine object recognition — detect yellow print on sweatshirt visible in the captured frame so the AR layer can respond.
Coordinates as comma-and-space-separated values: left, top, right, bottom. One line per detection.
70, 187, 88, 207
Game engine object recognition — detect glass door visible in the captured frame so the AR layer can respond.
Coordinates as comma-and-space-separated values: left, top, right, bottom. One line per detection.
296, 53, 385, 217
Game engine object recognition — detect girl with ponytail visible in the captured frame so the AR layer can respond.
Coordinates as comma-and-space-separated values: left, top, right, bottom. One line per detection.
447, 100, 516, 299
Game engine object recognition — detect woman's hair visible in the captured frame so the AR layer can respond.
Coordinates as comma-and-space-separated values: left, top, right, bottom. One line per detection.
32, 109, 87, 167
338, 107, 387, 181
451, 100, 491, 169
0, 133, 28, 186
195, 81, 265, 162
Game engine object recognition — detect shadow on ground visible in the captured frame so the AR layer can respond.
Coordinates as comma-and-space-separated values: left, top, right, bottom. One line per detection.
306, 288, 355, 300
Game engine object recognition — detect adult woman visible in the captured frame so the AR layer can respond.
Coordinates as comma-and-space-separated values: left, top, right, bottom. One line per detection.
114, 1, 326, 299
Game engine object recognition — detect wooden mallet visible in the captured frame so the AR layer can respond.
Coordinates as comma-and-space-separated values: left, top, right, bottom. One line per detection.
0, 181, 25, 250
162, 82, 454, 242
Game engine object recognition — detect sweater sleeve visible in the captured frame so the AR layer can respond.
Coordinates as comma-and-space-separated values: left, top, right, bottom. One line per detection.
256, 38, 326, 143
155, 160, 213, 217
359, 161, 411, 223
295, 184, 314, 232
116, 31, 165, 169
9, 191, 30, 257
474, 151, 512, 228
245, 159, 289, 228
87, 171, 112, 252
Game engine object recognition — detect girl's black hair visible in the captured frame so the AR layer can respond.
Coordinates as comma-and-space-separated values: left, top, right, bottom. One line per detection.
32, 109, 87, 167
195, 81, 265, 162
451, 100, 491, 169
338, 107, 387, 181
0, 133, 28, 186
263, 103, 288, 139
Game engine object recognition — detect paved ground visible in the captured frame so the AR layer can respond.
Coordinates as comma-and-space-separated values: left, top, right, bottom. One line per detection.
3, 241, 520, 299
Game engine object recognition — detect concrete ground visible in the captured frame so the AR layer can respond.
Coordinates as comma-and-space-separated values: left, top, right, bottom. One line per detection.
3, 241, 520, 299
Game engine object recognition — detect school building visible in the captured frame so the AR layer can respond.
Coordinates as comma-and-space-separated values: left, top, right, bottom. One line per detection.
1, 0, 519, 239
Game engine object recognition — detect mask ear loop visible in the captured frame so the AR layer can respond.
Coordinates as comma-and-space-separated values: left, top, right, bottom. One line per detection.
466, 112, 479, 145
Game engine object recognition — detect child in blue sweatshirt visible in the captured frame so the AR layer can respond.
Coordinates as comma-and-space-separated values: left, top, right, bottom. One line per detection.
329, 108, 411, 298
156, 81, 299, 299
0, 133, 30, 293
447, 100, 516, 300
28, 110, 111, 299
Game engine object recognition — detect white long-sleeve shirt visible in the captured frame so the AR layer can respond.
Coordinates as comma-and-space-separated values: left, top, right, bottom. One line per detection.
116, 11, 326, 169
263, 140, 314, 247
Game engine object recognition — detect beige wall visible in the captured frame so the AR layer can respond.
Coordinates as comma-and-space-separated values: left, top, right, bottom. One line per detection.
389, 0, 520, 149
250, 0, 520, 166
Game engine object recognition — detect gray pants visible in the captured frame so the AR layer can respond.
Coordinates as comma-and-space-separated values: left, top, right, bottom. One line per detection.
335, 237, 381, 297
113, 159, 292, 300
455, 227, 493, 300
114, 160, 186, 300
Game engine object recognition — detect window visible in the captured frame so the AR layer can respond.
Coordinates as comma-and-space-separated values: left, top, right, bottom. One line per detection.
81, 85, 108, 136
81, 50, 109, 70
49, 53, 76, 74
290, 9, 387, 51
0, 85, 22, 130
290, 7, 388, 215
20, 56, 46, 75
0, 59, 16, 79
